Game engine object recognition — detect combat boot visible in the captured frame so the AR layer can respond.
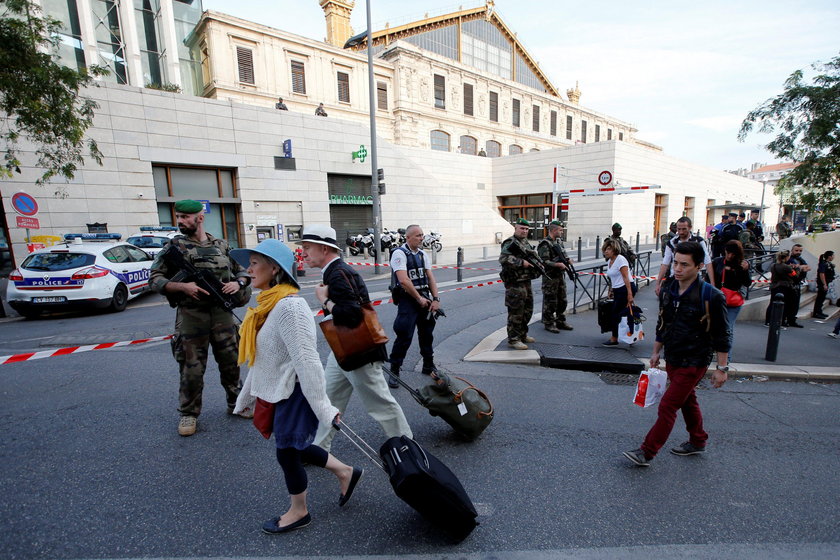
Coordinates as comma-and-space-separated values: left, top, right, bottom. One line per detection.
508, 340, 528, 350
422, 358, 438, 376
544, 323, 560, 333
557, 322, 574, 331
178, 416, 197, 437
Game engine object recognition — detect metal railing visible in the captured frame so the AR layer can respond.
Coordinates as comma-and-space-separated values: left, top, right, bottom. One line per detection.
568, 250, 653, 313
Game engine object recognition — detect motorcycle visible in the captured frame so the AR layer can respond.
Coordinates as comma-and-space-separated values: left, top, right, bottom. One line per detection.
345, 233, 364, 256
422, 230, 443, 252
381, 228, 400, 255
395, 228, 407, 246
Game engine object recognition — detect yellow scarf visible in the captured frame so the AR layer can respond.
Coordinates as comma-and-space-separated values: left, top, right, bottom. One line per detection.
238, 283, 299, 366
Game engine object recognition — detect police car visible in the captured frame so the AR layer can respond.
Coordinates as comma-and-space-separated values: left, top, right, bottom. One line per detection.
6, 233, 154, 318
126, 226, 180, 257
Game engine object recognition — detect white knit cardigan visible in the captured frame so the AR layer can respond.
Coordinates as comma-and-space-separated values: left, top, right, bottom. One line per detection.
233, 296, 338, 427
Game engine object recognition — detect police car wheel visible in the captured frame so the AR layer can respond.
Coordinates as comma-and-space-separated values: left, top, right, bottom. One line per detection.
109, 284, 128, 312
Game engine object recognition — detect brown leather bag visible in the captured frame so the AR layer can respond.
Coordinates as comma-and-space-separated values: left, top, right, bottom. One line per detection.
252, 397, 275, 439
319, 270, 389, 369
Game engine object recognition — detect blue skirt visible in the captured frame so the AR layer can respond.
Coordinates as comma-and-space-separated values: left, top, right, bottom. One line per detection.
273, 382, 319, 450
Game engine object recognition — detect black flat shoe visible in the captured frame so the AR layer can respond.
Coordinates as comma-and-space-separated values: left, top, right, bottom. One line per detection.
338, 467, 364, 507
261, 513, 311, 534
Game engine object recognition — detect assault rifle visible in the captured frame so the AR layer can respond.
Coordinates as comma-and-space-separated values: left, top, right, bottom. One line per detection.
549, 243, 577, 281
506, 240, 549, 278
159, 244, 241, 312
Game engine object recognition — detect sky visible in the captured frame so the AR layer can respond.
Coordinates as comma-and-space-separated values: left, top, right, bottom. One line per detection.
201, 0, 840, 171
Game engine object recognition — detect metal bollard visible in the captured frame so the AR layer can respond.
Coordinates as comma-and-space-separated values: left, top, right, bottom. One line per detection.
635, 232, 640, 253
655, 234, 660, 252
578, 236, 582, 262
595, 236, 600, 259
431, 246, 437, 265
765, 293, 785, 362
457, 247, 464, 282
483, 246, 489, 260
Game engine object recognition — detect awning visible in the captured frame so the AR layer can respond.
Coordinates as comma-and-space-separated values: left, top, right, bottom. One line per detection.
705, 203, 768, 210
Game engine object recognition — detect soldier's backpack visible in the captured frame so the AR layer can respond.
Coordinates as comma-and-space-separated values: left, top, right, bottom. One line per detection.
719, 223, 742, 245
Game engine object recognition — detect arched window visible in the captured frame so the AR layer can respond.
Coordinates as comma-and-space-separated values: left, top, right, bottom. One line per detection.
485, 140, 501, 158
430, 130, 450, 151
460, 135, 477, 155
509, 144, 523, 155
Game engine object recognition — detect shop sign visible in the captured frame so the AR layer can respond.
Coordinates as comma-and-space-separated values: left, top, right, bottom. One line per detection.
329, 194, 373, 205
352, 145, 367, 163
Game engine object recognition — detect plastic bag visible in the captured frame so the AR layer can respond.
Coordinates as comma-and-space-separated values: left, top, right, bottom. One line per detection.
633, 368, 667, 408
618, 315, 644, 344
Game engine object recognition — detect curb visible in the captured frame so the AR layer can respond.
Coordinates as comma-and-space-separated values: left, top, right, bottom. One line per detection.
462, 316, 840, 382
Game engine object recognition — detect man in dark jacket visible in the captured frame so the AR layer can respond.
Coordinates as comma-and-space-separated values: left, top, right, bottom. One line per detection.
300, 225, 412, 452
624, 241, 730, 467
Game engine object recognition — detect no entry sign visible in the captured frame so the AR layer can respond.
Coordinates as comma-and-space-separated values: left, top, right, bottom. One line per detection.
11, 192, 39, 217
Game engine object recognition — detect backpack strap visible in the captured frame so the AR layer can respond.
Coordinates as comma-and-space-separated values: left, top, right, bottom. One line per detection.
699, 281, 713, 333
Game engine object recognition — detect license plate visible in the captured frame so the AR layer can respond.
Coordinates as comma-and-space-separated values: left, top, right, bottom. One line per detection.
32, 296, 67, 303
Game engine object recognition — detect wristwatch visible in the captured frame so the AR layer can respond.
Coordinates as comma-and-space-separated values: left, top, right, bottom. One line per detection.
237, 278, 249, 287
716, 365, 729, 373
432, 297, 440, 302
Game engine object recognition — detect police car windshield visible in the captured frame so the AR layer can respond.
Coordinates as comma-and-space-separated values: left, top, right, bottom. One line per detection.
22, 253, 96, 271
127, 236, 169, 248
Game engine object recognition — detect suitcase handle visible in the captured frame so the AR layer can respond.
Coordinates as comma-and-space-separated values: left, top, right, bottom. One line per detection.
452, 376, 494, 418
382, 365, 428, 406
334, 420, 386, 473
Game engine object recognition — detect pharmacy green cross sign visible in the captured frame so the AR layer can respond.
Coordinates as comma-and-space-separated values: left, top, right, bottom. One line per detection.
352, 145, 367, 162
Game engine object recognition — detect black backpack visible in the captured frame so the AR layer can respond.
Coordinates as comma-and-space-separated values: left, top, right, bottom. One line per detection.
719, 223, 742, 244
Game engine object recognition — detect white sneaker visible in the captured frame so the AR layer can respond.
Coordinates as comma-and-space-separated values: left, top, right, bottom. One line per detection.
828, 332, 838, 339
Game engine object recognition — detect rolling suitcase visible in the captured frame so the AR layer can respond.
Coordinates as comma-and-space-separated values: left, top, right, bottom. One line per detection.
384, 367, 493, 440
336, 421, 478, 542
597, 298, 614, 333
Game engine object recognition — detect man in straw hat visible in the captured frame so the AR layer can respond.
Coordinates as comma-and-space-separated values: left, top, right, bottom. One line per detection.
298, 225, 412, 453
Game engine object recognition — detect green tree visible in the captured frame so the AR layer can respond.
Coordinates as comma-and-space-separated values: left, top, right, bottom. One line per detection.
738, 53, 840, 219
0, 0, 105, 190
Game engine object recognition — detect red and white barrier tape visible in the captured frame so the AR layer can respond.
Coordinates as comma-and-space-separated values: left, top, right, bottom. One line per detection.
0, 334, 173, 366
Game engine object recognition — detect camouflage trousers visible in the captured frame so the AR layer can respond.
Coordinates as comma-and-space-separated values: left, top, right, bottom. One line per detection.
171, 305, 241, 417
505, 282, 533, 343
541, 276, 568, 326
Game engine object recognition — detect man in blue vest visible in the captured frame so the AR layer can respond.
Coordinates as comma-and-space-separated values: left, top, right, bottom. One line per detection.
387, 224, 441, 388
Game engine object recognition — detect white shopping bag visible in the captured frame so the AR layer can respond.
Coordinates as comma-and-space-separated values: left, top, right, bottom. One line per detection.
633, 368, 667, 408
618, 316, 644, 345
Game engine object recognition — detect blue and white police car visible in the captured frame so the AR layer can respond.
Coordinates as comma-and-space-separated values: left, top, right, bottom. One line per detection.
6, 233, 154, 318
126, 226, 180, 257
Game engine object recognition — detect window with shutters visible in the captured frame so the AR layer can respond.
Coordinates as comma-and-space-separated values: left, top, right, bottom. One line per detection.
566, 115, 573, 140
489, 91, 498, 122
486, 140, 501, 158
460, 135, 477, 155
532, 105, 540, 132
550, 111, 557, 136
337, 71, 350, 103
595, 124, 601, 142
430, 130, 450, 151
434, 74, 445, 109
581, 120, 588, 143
463, 83, 474, 116
512, 99, 520, 127
291, 60, 306, 94
236, 46, 254, 85
376, 81, 388, 110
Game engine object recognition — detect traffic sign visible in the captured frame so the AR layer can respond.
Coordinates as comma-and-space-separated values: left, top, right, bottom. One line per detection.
598, 170, 613, 186
11, 192, 39, 217
16, 216, 40, 229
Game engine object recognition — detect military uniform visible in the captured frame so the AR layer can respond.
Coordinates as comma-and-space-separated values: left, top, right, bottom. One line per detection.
499, 233, 541, 344
537, 234, 571, 330
150, 232, 250, 418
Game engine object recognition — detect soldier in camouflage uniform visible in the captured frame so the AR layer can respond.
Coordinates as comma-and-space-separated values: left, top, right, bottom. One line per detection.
499, 218, 542, 350
149, 199, 252, 437
538, 220, 574, 333
609, 223, 636, 270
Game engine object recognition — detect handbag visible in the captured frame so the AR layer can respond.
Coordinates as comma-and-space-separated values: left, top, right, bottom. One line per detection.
252, 397, 275, 439
633, 368, 667, 408
720, 267, 745, 307
319, 269, 389, 370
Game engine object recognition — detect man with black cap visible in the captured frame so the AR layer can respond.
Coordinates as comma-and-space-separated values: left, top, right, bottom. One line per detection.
150, 199, 252, 437
537, 220, 573, 333
608, 223, 636, 269
299, 225, 412, 453
499, 218, 542, 349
